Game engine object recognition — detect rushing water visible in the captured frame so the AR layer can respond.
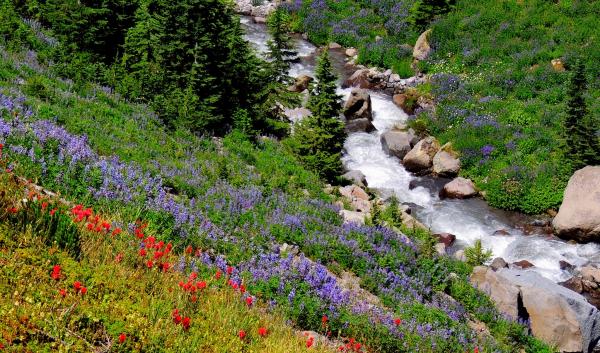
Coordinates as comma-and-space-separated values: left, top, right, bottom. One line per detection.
240, 16, 600, 282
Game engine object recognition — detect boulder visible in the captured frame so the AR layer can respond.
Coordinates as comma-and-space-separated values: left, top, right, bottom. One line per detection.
512, 260, 535, 269
392, 93, 417, 114
472, 267, 600, 353
341, 170, 367, 187
560, 260, 575, 271
402, 137, 440, 173
432, 150, 460, 177
400, 211, 428, 231
413, 29, 432, 60
253, 16, 267, 24
490, 257, 508, 271
433, 233, 456, 247
440, 177, 478, 199
329, 42, 342, 49
345, 48, 358, 57
343, 89, 373, 121
453, 250, 466, 262
581, 266, 600, 284
553, 166, 600, 243
339, 185, 369, 202
343, 68, 383, 89
380, 130, 417, 159
340, 210, 366, 225
288, 74, 313, 92
435, 243, 446, 256
345, 118, 375, 133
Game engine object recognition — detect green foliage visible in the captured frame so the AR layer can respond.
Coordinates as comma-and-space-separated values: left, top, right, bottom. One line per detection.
411, 0, 456, 31
464, 239, 492, 267
267, 8, 297, 84
287, 50, 346, 181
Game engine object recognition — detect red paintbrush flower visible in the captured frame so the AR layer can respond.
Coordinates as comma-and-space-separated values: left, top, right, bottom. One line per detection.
80, 287, 87, 295
306, 336, 314, 348
245, 296, 253, 307
118, 333, 126, 344
215, 270, 222, 280
394, 318, 401, 326
51, 265, 61, 280
226, 266, 233, 275
59, 289, 67, 297
146, 260, 153, 268
49, 208, 57, 216
257, 327, 267, 337
182, 317, 190, 331
73, 281, 82, 292
238, 330, 246, 339
139, 248, 147, 257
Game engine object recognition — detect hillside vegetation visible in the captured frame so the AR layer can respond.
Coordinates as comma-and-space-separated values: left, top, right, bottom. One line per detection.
283, 0, 600, 214
0, 0, 557, 351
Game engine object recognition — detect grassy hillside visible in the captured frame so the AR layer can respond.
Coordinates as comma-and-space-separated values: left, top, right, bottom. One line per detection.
0, 7, 555, 353
284, 0, 600, 214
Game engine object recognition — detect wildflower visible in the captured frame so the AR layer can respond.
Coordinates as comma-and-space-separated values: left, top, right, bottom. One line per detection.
185, 245, 193, 254
182, 317, 190, 330
139, 248, 147, 257
238, 330, 246, 339
322, 315, 328, 325
80, 287, 87, 295
226, 266, 233, 275
196, 281, 207, 290
49, 208, 57, 216
474, 348, 479, 353
73, 281, 82, 292
115, 253, 123, 263
245, 296, 253, 307
118, 333, 126, 344
112, 228, 122, 236
8, 207, 17, 214
190, 295, 197, 303
102, 222, 110, 230
240, 284, 246, 293
306, 336, 314, 348
59, 289, 66, 297
162, 263, 170, 272
86, 223, 94, 231
41, 202, 48, 210
146, 260, 153, 268
51, 265, 61, 280
394, 318, 401, 326
153, 251, 163, 260
189, 272, 198, 280
257, 327, 267, 337
215, 270, 222, 280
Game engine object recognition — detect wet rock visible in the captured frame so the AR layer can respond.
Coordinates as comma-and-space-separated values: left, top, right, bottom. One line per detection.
493, 229, 511, 236
253, 16, 267, 24
553, 166, 600, 243
530, 219, 550, 227
472, 266, 600, 352
512, 260, 535, 269
380, 130, 417, 159
490, 257, 508, 271
560, 260, 575, 271
402, 136, 440, 173
288, 74, 313, 92
400, 211, 427, 231
343, 88, 372, 121
345, 48, 357, 57
433, 233, 456, 247
392, 93, 416, 114
581, 266, 600, 283
341, 170, 367, 187
339, 210, 366, 225
413, 29, 432, 60
440, 177, 478, 199
345, 118, 375, 133
561, 276, 584, 293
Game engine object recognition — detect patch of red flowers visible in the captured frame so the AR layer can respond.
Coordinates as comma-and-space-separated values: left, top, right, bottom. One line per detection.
73, 281, 87, 295
306, 335, 315, 348
257, 327, 267, 337
51, 265, 61, 280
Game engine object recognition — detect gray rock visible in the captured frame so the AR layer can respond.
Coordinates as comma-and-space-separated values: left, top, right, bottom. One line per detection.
329, 42, 342, 49
343, 89, 373, 121
433, 148, 460, 177
553, 166, 600, 243
339, 210, 366, 225
380, 131, 417, 159
472, 267, 600, 352
440, 177, 478, 199
345, 48, 358, 57
345, 118, 375, 133
341, 170, 368, 187
402, 136, 440, 173
490, 257, 508, 271
435, 243, 446, 256
413, 29, 432, 60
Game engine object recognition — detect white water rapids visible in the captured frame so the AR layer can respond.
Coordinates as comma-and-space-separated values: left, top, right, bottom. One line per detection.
240, 16, 600, 282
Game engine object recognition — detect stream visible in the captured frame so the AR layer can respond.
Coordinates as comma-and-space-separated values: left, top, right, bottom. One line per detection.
240, 16, 600, 282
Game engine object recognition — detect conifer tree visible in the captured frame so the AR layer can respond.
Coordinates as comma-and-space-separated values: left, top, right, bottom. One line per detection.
266, 7, 297, 83
564, 61, 600, 170
288, 49, 346, 181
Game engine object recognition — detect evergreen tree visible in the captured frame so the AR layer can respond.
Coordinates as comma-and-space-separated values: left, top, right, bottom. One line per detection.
412, 0, 455, 31
564, 61, 600, 170
266, 7, 297, 84
287, 49, 346, 181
